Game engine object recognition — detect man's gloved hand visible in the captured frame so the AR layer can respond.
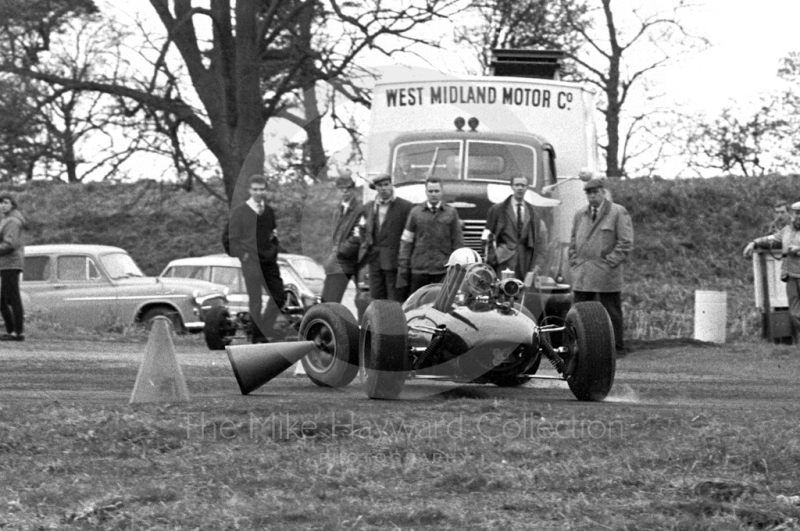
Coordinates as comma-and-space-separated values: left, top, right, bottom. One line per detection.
396, 268, 409, 289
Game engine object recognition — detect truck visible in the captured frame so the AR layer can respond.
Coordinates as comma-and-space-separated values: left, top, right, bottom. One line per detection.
359, 49, 601, 324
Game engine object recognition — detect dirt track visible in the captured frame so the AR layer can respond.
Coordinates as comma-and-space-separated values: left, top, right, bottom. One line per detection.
2, 337, 799, 412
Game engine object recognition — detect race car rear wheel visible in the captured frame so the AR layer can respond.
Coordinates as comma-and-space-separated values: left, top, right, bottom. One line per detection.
360, 300, 409, 400
204, 305, 234, 350
299, 303, 360, 388
564, 301, 615, 401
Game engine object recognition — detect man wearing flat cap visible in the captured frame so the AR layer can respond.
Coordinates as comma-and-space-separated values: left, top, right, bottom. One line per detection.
356, 173, 414, 302
744, 201, 800, 342
321, 173, 363, 303
569, 178, 634, 356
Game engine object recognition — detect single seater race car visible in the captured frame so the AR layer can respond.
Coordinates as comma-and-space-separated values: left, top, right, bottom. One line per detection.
228, 249, 616, 401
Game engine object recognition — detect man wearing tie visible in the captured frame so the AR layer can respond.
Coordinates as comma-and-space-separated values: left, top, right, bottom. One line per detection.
321, 174, 363, 303
483, 174, 547, 281
225, 174, 285, 342
569, 178, 634, 356
357, 173, 414, 302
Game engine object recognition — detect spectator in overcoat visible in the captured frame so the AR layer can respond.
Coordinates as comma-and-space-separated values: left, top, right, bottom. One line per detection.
569, 178, 634, 355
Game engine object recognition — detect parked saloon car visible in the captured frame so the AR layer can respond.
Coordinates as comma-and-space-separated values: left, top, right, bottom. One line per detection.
21, 244, 228, 332
159, 253, 323, 350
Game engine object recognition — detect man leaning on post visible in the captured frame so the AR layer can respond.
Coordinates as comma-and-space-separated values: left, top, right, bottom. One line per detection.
744, 201, 800, 343
568, 178, 634, 356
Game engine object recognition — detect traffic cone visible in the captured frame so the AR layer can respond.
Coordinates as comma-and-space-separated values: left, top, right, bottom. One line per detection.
226, 341, 316, 395
130, 317, 189, 404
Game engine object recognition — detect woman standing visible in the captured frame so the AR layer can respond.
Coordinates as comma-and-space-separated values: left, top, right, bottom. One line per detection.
0, 194, 26, 341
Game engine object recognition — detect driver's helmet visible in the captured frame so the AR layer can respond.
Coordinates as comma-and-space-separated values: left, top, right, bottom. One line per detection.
446, 247, 482, 267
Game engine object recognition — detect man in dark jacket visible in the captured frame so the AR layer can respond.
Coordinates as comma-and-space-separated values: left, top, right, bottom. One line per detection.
225, 174, 285, 342
569, 178, 633, 355
357, 173, 414, 302
483, 174, 547, 281
321, 174, 363, 303
398, 177, 464, 293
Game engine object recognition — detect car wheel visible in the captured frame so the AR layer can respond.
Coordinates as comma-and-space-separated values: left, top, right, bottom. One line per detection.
299, 303, 360, 387
360, 300, 409, 400
141, 307, 183, 333
564, 301, 615, 401
204, 306, 234, 351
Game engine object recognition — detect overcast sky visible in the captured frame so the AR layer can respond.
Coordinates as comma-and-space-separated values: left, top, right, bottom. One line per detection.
655, 0, 800, 110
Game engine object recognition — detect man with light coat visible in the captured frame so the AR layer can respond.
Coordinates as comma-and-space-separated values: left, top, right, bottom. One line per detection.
568, 178, 634, 355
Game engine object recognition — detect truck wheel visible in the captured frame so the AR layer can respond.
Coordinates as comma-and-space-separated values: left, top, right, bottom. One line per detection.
204, 306, 234, 351
360, 300, 409, 400
565, 301, 615, 401
299, 303, 360, 388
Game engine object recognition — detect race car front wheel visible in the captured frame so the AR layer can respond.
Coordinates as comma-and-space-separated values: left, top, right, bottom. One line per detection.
564, 301, 616, 401
360, 300, 409, 400
299, 303, 360, 388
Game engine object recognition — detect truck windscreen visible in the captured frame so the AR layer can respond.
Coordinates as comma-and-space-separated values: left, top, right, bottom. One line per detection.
392, 140, 537, 186
465, 141, 536, 185
393, 141, 461, 184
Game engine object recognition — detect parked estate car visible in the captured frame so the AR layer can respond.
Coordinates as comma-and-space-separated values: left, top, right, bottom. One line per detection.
21, 244, 228, 333
159, 253, 323, 349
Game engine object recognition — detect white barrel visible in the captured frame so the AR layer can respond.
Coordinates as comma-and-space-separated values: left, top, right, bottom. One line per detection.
694, 290, 727, 343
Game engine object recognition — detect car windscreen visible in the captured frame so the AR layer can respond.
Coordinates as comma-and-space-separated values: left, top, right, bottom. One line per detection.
100, 252, 145, 280
163, 265, 210, 282
211, 266, 244, 293
288, 257, 325, 281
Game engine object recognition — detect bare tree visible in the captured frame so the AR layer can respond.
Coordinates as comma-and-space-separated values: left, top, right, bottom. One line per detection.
776, 51, 800, 167
32, 17, 157, 183
463, 0, 708, 177
676, 100, 792, 177
570, 0, 709, 177
456, 0, 590, 75
1, 0, 462, 203
0, 0, 100, 180
0, 77, 48, 180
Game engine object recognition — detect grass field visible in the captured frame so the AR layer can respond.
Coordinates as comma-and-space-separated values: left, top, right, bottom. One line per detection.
1, 335, 799, 530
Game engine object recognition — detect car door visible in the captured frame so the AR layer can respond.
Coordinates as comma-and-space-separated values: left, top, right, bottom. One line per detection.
25, 253, 118, 328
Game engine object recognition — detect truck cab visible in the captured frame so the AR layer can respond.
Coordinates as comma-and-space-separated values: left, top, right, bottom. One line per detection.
361, 50, 600, 323
388, 127, 558, 252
